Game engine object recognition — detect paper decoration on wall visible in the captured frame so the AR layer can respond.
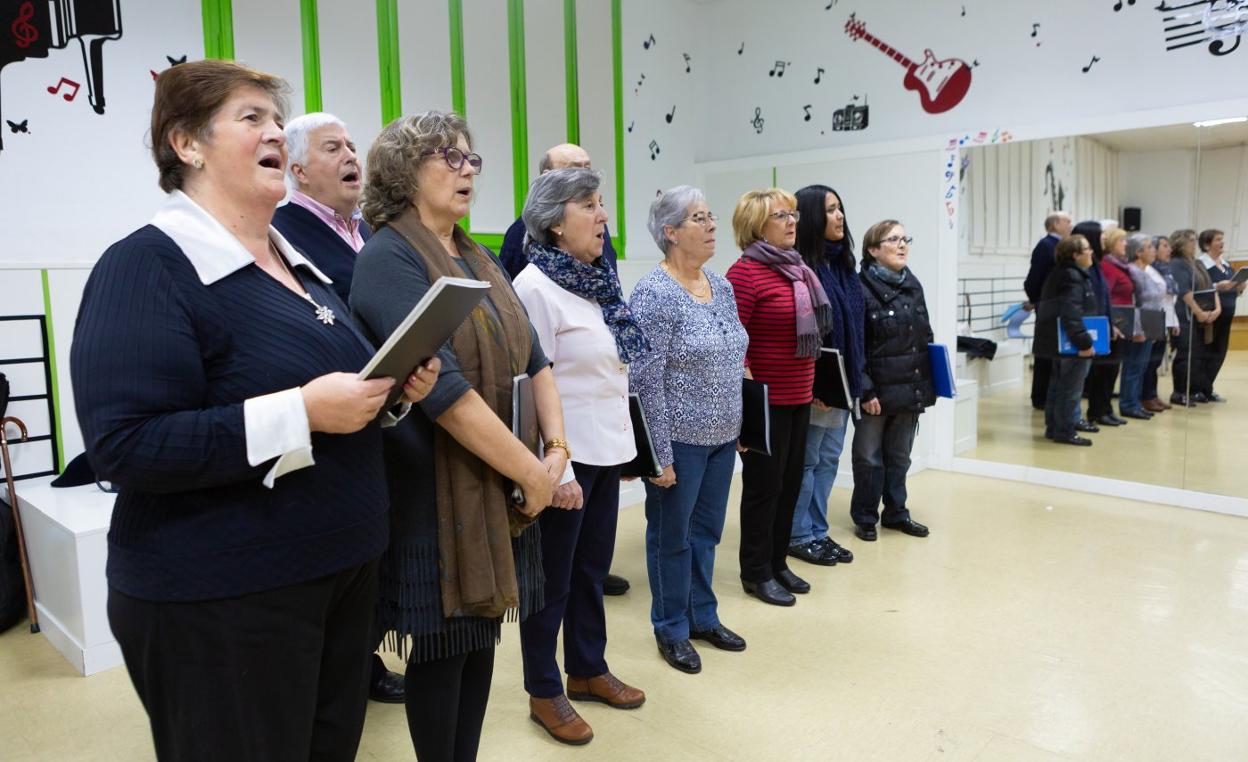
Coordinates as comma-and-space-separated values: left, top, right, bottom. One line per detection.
649, 139, 660, 160
832, 96, 869, 131
1044, 161, 1067, 212
843, 13, 972, 114
1160, 0, 1246, 56
45, 75, 78, 101
643, 33, 655, 50
750, 107, 765, 134
0, 0, 124, 152
5, 117, 26, 132
1081, 55, 1102, 72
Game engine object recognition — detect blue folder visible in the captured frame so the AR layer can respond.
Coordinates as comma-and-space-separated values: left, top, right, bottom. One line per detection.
1057, 316, 1110, 355
927, 343, 956, 399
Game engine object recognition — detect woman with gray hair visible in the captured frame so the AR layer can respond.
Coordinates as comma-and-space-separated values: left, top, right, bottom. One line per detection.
629, 186, 749, 675
1127, 234, 1178, 413
350, 111, 566, 761
513, 167, 648, 746
1116, 234, 1157, 419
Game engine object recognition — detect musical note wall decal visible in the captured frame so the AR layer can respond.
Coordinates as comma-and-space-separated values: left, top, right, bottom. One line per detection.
843, 14, 972, 114
814, 67, 825, 84
768, 60, 790, 77
6, 118, 29, 133
825, 0, 836, 9
643, 33, 655, 50
1113, 0, 1137, 10
627, 120, 634, 133
1157, 1, 1247, 57
648, 139, 660, 160
750, 107, 765, 134
683, 52, 691, 73
832, 96, 870, 132
166, 54, 186, 66
0, 0, 125, 152
802, 104, 812, 122
46, 76, 80, 101
1081, 55, 1102, 72
665, 105, 676, 124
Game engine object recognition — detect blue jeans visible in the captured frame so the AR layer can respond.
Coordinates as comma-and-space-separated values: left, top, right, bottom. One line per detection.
849, 412, 919, 527
1045, 356, 1091, 439
1118, 340, 1152, 414
644, 440, 735, 644
789, 409, 849, 546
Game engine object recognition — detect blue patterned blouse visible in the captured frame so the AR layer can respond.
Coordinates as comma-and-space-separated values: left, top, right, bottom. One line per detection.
628, 265, 749, 467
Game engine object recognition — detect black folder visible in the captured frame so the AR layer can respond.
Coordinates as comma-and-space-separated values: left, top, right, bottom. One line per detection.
814, 348, 853, 411
509, 374, 540, 507
1139, 309, 1166, 341
740, 379, 771, 455
620, 394, 663, 479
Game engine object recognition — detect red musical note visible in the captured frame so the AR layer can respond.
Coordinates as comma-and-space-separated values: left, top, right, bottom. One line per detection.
11, 1, 39, 49
47, 77, 81, 102
150, 70, 159, 81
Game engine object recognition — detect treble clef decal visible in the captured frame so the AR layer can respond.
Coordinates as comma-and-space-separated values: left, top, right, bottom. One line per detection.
10, 1, 39, 49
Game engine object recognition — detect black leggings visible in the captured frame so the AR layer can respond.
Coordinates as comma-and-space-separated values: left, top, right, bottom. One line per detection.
405, 646, 496, 762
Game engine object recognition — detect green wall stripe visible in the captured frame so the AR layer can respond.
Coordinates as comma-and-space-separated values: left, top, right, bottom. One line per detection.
610, 0, 625, 257
201, 0, 234, 60
563, 0, 579, 144
448, 0, 467, 117
300, 0, 322, 113
474, 233, 506, 253
508, 0, 530, 218
376, 0, 402, 124
40, 271, 65, 474
772, 167, 777, 187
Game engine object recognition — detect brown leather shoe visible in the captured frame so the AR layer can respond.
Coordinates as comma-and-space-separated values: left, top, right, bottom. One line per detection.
529, 695, 593, 745
1142, 398, 1167, 413
567, 672, 645, 709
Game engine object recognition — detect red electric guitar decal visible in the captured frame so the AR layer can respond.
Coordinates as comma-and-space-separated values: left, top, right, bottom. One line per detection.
843, 13, 972, 115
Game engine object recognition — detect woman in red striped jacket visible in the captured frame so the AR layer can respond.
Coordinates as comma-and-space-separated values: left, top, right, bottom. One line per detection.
726, 189, 833, 607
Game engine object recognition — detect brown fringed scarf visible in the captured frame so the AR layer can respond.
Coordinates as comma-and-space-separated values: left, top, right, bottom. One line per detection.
388, 210, 538, 619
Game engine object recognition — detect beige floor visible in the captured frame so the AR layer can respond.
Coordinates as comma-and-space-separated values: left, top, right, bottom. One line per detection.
965, 350, 1247, 496
4, 471, 1248, 761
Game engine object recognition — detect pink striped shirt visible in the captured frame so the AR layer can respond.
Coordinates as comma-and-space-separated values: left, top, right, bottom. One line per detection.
288, 190, 366, 253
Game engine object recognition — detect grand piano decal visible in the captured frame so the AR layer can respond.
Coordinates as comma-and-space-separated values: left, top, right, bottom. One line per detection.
1, 0, 123, 151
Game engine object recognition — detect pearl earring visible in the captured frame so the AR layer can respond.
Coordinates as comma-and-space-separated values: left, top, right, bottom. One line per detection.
193, 157, 204, 170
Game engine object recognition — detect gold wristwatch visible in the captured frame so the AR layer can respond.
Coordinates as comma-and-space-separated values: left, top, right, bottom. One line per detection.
544, 437, 572, 461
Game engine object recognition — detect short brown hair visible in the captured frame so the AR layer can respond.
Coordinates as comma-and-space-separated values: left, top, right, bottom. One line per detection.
1055, 234, 1088, 267
731, 188, 797, 250
861, 219, 902, 263
150, 60, 289, 193
1198, 228, 1224, 252
1170, 228, 1197, 259
360, 111, 473, 230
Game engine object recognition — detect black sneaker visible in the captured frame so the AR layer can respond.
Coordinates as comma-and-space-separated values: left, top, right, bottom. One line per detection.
787, 539, 837, 566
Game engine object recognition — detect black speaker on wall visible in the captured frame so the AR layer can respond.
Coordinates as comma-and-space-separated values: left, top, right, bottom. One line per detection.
1123, 207, 1141, 232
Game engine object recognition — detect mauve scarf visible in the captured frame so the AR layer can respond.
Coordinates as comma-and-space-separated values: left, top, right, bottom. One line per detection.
743, 240, 833, 357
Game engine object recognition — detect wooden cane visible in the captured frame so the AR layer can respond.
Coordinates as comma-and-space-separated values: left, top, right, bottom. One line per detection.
0, 416, 39, 633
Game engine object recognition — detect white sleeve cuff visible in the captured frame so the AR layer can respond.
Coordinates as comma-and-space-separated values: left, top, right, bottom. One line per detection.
381, 402, 412, 428
559, 459, 576, 486
244, 388, 315, 489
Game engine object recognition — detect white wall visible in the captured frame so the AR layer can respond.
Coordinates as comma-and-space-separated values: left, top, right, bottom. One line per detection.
1195, 145, 1248, 257
1118, 149, 1198, 238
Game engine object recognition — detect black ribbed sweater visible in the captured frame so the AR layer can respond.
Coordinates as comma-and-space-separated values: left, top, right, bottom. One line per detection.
71, 225, 389, 602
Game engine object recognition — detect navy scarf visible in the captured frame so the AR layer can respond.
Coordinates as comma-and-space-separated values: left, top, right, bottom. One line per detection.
524, 240, 650, 363
815, 240, 866, 399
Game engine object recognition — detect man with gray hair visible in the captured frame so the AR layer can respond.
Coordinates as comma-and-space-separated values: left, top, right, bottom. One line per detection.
272, 112, 369, 304
498, 143, 618, 280
272, 113, 403, 704
1023, 211, 1074, 410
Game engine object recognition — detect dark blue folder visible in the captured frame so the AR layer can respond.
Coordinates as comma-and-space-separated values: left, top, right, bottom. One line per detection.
927, 343, 956, 399
1057, 316, 1110, 355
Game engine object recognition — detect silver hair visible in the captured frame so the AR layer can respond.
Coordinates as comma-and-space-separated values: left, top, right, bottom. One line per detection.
522, 167, 601, 246
283, 112, 347, 187
648, 185, 706, 255
1151, 235, 1170, 251
1125, 232, 1151, 262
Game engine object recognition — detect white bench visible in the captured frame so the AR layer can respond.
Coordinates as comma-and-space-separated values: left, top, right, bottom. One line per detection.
2, 478, 120, 676
958, 338, 1025, 397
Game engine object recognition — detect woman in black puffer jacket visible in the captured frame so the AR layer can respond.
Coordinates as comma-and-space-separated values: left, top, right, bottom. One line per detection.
849, 220, 935, 542
1033, 234, 1098, 446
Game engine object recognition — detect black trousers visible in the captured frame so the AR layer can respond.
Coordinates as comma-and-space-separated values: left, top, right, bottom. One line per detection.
1030, 356, 1053, 410
1171, 321, 1208, 397
738, 403, 810, 584
404, 646, 495, 762
1085, 362, 1120, 419
520, 462, 620, 698
108, 560, 378, 762
850, 411, 920, 526
1197, 308, 1235, 395
1142, 338, 1166, 402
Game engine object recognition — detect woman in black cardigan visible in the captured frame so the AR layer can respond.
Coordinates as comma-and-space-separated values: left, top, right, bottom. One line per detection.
71, 61, 437, 761
850, 220, 935, 542
1034, 235, 1098, 446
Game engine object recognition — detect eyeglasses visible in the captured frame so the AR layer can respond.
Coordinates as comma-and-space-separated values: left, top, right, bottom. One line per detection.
881, 235, 913, 246
769, 210, 800, 223
423, 146, 483, 174
681, 212, 718, 227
